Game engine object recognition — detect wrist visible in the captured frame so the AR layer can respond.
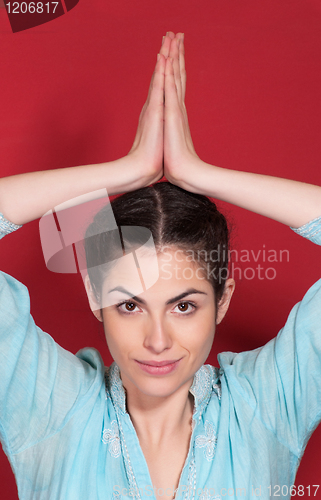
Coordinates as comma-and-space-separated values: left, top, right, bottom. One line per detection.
165, 155, 205, 194
105, 155, 163, 196
182, 160, 222, 197
125, 150, 164, 188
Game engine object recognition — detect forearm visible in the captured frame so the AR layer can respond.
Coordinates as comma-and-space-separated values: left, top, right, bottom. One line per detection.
181, 159, 321, 229
0, 38, 169, 226
163, 34, 321, 229
0, 156, 149, 225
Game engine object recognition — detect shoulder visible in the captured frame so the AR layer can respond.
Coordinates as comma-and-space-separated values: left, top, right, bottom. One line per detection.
0, 270, 33, 332
196, 364, 223, 402
0, 269, 29, 294
75, 346, 107, 376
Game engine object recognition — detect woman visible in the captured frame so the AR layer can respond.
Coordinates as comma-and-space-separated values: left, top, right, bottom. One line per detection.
0, 32, 321, 500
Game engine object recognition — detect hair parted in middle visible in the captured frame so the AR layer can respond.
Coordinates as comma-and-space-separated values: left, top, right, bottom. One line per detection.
84, 181, 231, 310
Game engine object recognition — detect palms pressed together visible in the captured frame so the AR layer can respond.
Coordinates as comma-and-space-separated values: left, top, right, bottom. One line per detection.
127, 31, 200, 190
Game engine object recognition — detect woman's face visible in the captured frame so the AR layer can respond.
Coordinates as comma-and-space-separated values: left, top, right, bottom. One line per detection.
86, 247, 234, 401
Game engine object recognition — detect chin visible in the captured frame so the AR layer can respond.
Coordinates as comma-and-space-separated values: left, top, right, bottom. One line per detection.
134, 372, 189, 397
138, 383, 182, 399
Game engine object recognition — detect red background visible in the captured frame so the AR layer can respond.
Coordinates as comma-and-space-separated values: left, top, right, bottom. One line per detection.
1, 0, 321, 497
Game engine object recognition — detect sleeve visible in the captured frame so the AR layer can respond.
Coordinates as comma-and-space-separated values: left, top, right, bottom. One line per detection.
218, 214, 321, 460
0, 213, 105, 456
0, 212, 23, 239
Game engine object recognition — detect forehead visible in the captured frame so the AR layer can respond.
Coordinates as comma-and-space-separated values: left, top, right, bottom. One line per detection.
100, 247, 212, 307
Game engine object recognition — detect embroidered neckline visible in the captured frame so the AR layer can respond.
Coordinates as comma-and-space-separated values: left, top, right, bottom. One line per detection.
103, 362, 222, 500
105, 362, 221, 416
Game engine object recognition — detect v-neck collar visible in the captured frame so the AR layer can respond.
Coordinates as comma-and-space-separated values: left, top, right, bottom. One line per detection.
105, 361, 220, 416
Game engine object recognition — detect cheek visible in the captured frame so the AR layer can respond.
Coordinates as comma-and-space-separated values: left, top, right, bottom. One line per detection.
178, 311, 216, 352
189, 328, 215, 354
102, 311, 139, 356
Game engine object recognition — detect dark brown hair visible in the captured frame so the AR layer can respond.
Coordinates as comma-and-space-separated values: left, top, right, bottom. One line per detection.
84, 181, 230, 310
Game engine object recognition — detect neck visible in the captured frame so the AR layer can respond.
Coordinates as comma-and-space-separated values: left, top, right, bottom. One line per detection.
123, 378, 195, 448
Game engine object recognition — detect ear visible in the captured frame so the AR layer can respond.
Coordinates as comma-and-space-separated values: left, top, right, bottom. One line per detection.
84, 274, 103, 322
215, 278, 235, 325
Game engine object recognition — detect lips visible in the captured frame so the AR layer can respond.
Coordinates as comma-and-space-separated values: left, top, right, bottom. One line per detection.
135, 359, 181, 367
135, 358, 182, 375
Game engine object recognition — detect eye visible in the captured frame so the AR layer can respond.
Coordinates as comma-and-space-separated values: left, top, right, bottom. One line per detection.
174, 301, 196, 315
116, 301, 141, 314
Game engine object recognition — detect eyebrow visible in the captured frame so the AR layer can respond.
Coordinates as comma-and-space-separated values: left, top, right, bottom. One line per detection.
107, 286, 207, 305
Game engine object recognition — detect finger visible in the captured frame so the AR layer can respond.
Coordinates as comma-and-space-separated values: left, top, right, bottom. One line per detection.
145, 34, 170, 105
178, 36, 186, 102
146, 67, 156, 105
174, 33, 186, 101
166, 31, 175, 40
169, 37, 182, 103
159, 34, 171, 59
164, 57, 179, 112
148, 53, 166, 108
145, 45, 166, 105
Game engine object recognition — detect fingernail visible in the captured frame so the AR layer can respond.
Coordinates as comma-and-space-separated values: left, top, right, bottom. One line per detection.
162, 36, 165, 45
157, 53, 160, 61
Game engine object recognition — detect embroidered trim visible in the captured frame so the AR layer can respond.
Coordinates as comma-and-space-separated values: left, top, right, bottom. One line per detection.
199, 490, 221, 500
102, 420, 121, 458
106, 362, 218, 415
115, 410, 142, 500
211, 382, 222, 401
0, 212, 22, 237
104, 363, 222, 500
107, 363, 127, 414
290, 215, 321, 243
183, 453, 197, 500
189, 365, 213, 409
195, 420, 218, 462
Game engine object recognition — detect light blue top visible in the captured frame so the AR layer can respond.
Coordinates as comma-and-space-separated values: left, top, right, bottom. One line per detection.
0, 212, 321, 500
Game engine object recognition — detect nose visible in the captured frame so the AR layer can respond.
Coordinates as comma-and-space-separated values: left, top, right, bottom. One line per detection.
143, 315, 173, 354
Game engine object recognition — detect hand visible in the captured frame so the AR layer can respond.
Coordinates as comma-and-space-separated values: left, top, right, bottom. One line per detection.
163, 34, 201, 190
127, 34, 173, 187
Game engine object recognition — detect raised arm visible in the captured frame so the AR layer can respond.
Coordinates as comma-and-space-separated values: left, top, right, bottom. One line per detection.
163, 34, 321, 229
0, 35, 175, 226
